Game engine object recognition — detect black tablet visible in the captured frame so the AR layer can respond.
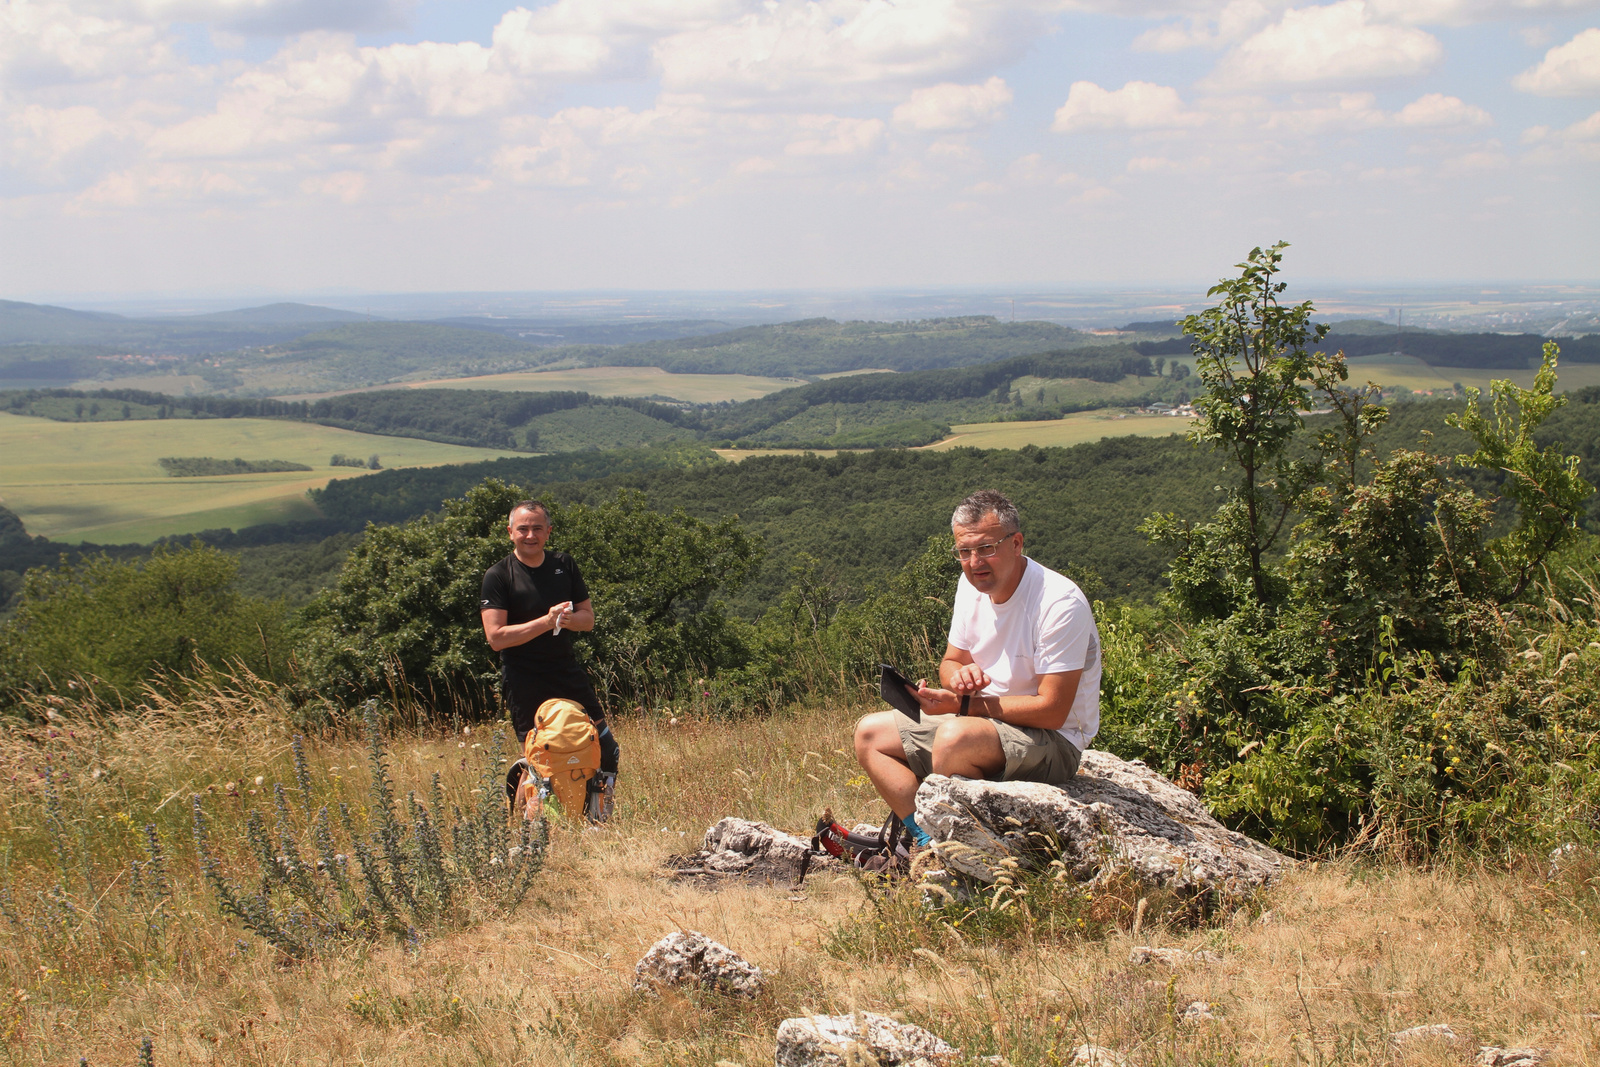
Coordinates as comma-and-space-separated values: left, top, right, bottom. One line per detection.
878, 663, 922, 722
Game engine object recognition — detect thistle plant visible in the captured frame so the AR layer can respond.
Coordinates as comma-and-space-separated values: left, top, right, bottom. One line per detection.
191, 699, 546, 957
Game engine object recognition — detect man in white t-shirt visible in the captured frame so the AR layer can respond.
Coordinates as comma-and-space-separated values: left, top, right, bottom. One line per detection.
852, 489, 1102, 846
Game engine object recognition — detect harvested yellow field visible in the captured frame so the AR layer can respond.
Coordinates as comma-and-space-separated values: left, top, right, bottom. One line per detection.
924, 411, 1194, 451
289, 366, 805, 404
0, 412, 522, 544
1343, 355, 1600, 395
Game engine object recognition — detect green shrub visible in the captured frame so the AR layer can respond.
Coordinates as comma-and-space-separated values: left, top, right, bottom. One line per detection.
0, 541, 287, 709
297, 480, 759, 713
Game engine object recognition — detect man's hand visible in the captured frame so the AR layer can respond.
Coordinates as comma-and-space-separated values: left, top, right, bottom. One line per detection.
946, 661, 991, 695
546, 600, 573, 633
909, 681, 963, 717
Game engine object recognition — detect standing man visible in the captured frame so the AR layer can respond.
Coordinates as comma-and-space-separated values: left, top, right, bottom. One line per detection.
480, 500, 620, 787
853, 489, 1100, 846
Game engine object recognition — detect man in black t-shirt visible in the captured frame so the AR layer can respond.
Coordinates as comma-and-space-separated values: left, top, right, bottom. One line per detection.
479, 500, 619, 778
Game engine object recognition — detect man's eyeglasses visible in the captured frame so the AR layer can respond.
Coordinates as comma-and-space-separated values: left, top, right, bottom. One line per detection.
953, 539, 1010, 561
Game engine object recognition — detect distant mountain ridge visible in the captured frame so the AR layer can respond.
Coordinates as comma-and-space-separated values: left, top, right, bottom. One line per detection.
181, 303, 375, 325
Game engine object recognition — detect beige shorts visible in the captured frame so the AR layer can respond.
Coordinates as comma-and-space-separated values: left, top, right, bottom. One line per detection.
894, 712, 1082, 787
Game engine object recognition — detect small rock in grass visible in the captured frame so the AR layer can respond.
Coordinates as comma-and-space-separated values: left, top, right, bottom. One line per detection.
633, 931, 764, 997
1476, 1048, 1549, 1067
1390, 1024, 1461, 1047
1070, 1045, 1131, 1067
775, 1013, 957, 1067
1180, 1001, 1215, 1024
1128, 946, 1222, 966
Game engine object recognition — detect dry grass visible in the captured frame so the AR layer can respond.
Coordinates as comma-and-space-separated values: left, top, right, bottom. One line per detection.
2, 689, 1596, 1067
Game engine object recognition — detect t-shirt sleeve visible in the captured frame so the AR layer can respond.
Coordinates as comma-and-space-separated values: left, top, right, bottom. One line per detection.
946, 576, 977, 651
567, 556, 591, 605
1035, 585, 1095, 675
480, 562, 508, 612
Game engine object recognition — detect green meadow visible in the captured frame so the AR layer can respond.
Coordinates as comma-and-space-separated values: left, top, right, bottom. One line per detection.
0, 412, 522, 544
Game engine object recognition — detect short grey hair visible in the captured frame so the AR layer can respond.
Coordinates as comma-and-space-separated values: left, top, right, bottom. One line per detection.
952, 489, 1020, 534
509, 499, 550, 522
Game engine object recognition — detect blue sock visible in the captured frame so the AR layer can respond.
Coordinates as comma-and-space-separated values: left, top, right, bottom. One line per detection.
900, 813, 932, 847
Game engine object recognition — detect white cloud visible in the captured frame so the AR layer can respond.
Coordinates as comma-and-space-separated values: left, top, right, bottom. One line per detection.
1208, 1, 1443, 88
1259, 91, 1387, 130
1513, 27, 1600, 96
653, 0, 1043, 107
0, 2, 175, 89
786, 114, 886, 155
893, 77, 1013, 130
1133, 0, 1271, 51
1052, 80, 1206, 131
1366, 0, 1600, 25
1393, 91, 1492, 125
1521, 108, 1600, 160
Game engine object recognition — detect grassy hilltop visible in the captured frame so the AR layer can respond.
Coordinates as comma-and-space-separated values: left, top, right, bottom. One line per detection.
0, 684, 1594, 1065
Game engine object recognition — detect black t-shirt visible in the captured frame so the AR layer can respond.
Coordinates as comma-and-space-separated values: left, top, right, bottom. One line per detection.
479, 551, 591, 671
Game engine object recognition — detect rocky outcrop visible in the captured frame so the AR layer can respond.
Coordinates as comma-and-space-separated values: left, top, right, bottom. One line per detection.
1129, 946, 1223, 966
775, 1013, 957, 1067
915, 750, 1287, 903
1476, 1048, 1549, 1067
633, 930, 764, 997
1390, 1024, 1462, 1047
667, 818, 827, 886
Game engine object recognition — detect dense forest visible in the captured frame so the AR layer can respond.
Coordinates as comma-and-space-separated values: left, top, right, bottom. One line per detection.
1138, 326, 1600, 368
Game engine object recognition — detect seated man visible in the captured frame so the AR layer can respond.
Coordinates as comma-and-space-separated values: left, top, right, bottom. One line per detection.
853, 489, 1102, 846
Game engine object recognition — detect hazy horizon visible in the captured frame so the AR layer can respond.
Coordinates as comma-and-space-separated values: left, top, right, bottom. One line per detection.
9, 281, 1595, 334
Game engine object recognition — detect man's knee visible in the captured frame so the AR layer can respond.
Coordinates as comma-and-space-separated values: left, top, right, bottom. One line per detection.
929, 718, 1004, 774
854, 711, 904, 762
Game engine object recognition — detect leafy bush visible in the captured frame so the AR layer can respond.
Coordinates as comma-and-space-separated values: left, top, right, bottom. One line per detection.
1103, 246, 1598, 856
0, 541, 287, 709
297, 480, 759, 713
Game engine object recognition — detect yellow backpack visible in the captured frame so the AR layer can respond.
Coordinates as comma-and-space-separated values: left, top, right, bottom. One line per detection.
519, 698, 600, 821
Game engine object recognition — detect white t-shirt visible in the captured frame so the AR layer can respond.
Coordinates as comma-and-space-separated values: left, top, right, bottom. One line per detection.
947, 557, 1102, 753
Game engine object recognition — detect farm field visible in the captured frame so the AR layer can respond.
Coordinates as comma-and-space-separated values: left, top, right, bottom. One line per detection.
1342, 355, 1600, 394
288, 366, 805, 404
0, 412, 521, 544
925, 411, 1195, 451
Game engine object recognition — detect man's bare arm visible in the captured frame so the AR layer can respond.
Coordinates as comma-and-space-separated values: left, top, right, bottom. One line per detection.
481, 598, 595, 651
914, 657, 1083, 730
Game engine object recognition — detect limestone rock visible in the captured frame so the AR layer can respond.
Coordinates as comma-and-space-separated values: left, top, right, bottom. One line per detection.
1129, 946, 1223, 966
914, 751, 1287, 902
775, 1012, 957, 1067
1477, 1048, 1549, 1067
1390, 1024, 1461, 1047
670, 818, 823, 885
1180, 1001, 1215, 1024
633, 930, 764, 997
1070, 1045, 1131, 1067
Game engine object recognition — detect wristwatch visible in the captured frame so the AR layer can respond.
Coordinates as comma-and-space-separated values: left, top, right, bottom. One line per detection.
959, 694, 971, 717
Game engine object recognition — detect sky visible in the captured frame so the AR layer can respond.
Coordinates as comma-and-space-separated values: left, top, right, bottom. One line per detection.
2, 0, 1597, 299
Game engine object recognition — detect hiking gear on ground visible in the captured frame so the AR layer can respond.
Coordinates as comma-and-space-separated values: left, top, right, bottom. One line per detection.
526, 697, 600, 819
797, 808, 912, 883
